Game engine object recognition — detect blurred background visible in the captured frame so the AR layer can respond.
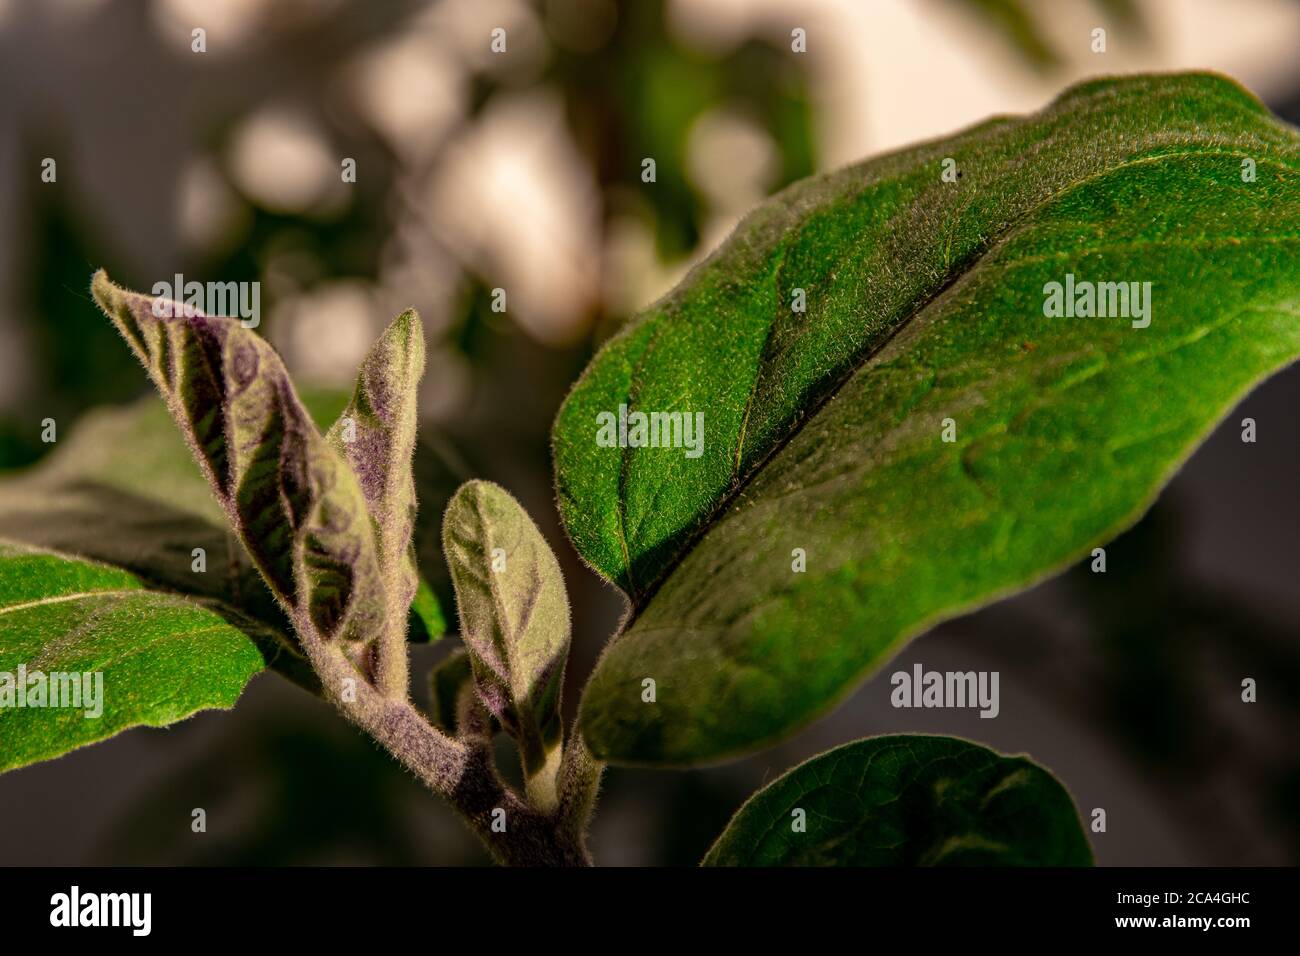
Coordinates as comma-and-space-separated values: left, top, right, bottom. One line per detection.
0, 0, 1297, 865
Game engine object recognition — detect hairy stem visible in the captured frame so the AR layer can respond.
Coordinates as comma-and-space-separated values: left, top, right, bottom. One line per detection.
555, 732, 604, 850
296, 611, 600, 865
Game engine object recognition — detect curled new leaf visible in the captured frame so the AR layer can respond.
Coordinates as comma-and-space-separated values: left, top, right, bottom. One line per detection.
326, 309, 427, 654
442, 480, 570, 805
91, 271, 396, 691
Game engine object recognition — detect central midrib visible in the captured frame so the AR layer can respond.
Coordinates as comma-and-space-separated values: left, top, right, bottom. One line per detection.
618, 143, 1294, 625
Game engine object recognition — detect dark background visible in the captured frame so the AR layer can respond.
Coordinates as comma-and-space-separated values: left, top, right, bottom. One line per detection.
0, 0, 1297, 865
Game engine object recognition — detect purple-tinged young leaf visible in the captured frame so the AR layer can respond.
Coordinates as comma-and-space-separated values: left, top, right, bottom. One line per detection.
91, 271, 395, 691
325, 309, 427, 669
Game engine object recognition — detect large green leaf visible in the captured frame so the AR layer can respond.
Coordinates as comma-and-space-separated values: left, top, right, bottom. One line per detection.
554, 72, 1300, 764
702, 735, 1092, 866
0, 541, 268, 772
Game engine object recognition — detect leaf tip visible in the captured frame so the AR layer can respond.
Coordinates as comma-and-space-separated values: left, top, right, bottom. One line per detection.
90, 268, 152, 360
382, 307, 426, 375
90, 268, 118, 314
390, 306, 422, 337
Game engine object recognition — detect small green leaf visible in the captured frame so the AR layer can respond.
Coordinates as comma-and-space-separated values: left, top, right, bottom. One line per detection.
442, 480, 570, 804
558, 72, 1300, 764
703, 734, 1092, 866
0, 541, 267, 773
407, 577, 446, 644
91, 272, 395, 692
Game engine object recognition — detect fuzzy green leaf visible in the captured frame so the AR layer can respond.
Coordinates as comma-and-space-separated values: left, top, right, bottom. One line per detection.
442, 481, 570, 796
0, 541, 267, 772
91, 272, 397, 692
703, 735, 1092, 866
557, 72, 1300, 764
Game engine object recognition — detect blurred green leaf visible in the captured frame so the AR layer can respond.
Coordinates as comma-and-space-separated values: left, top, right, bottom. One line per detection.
703, 735, 1092, 866
947, 0, 1060, 71
942, 0, 1148, 73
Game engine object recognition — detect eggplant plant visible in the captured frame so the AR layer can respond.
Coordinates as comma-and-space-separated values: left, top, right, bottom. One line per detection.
1, 72, 1297, 866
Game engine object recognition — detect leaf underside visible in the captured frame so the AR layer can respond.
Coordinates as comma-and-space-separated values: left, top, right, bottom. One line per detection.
93, 274, 385, 631
0, 541, 267, 773
554, 73, 1300, 765
702, 734, 1093, 866
325, 309, 429, 653
0, 390, 445, 663
88, 272, 432, 698
0, 292, 448, 771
